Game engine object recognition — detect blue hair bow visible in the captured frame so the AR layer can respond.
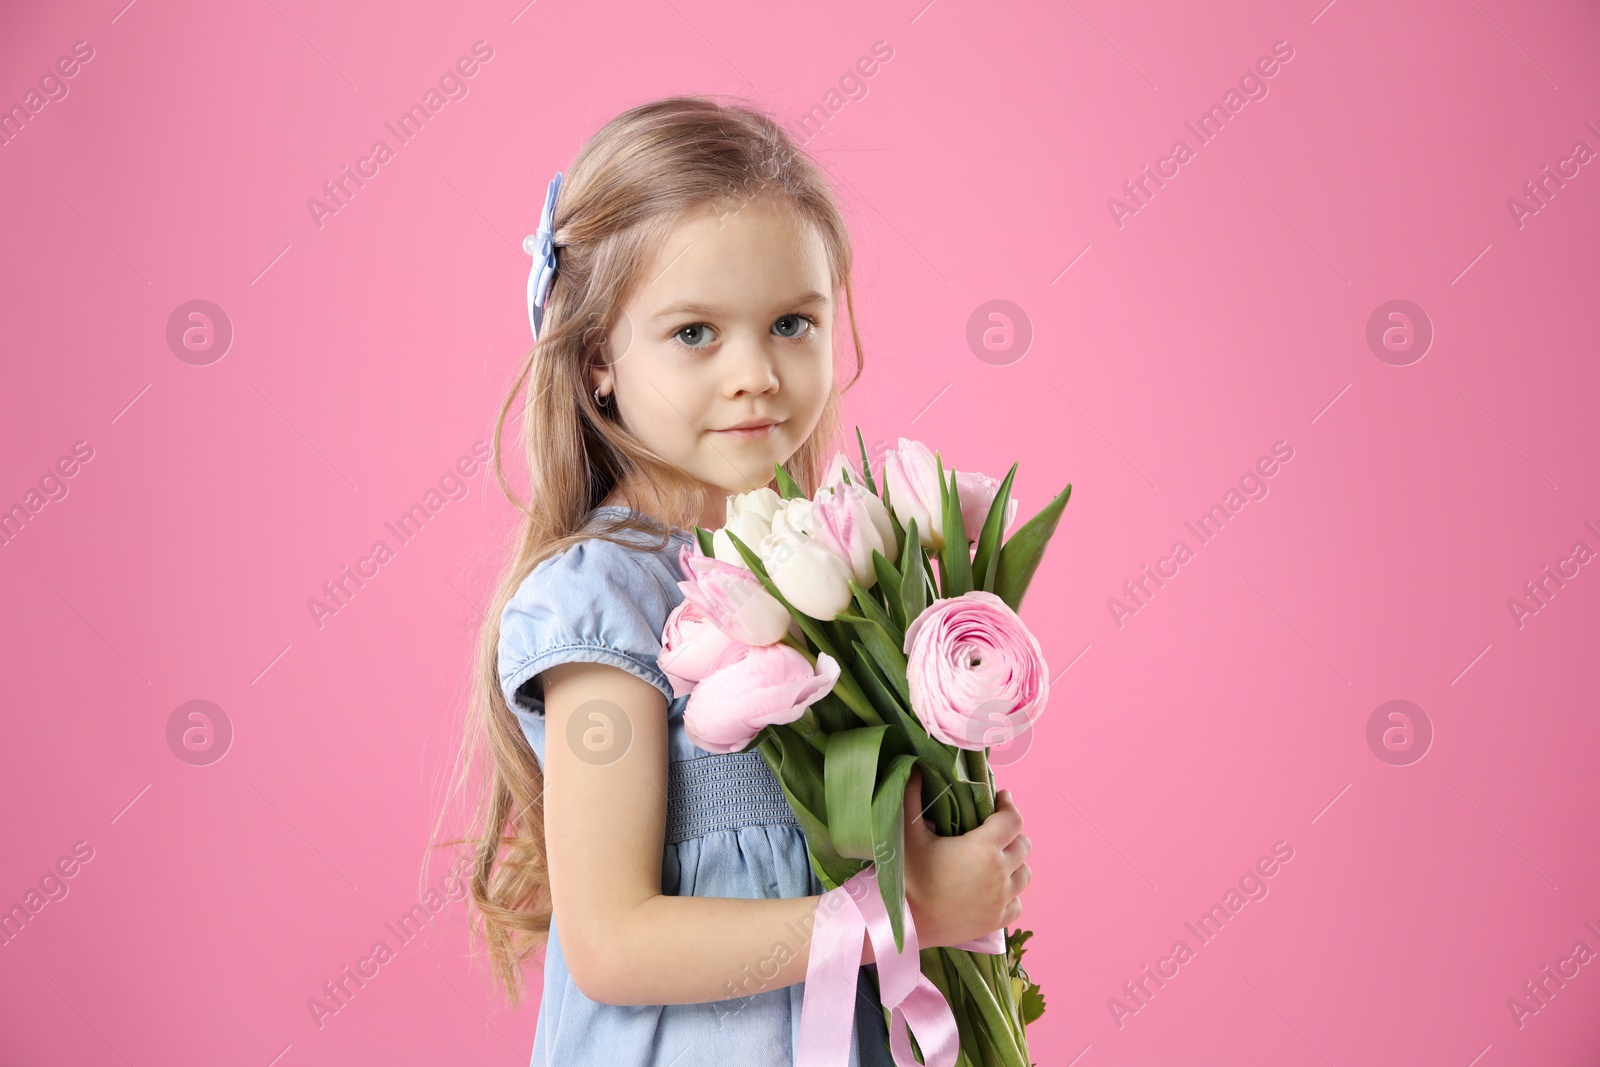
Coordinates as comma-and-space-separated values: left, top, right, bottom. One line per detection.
523, 171, 563, 340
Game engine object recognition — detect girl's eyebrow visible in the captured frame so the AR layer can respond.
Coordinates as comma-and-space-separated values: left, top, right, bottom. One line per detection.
651, 291, 830, 320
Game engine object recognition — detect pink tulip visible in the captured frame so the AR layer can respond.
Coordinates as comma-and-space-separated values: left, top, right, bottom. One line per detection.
658, 597, 737, 698
954, 469, 1019, 545
820, 449, 857, 490
684, 642, 841, 754
902, 591, 1049, 752
675, 542, 792, 647
883, 438, 948, 550
809, 482, 894, 589
885, 439, 1017, 552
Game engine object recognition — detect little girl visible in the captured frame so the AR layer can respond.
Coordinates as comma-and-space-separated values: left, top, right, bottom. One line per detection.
451, 95, 1033, 1066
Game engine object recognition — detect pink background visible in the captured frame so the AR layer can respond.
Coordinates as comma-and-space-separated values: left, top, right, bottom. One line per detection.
3, 0, 1597, 1063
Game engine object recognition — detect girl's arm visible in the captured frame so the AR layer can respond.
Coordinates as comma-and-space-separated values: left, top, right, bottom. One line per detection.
539, 660, 867, 1007
538, 661, 1030, 1008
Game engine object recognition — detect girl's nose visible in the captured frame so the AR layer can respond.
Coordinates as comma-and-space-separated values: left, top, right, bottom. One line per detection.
723, 336, 780, 397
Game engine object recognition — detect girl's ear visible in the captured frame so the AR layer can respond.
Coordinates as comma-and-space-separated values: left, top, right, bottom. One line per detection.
588, 364, 614, 402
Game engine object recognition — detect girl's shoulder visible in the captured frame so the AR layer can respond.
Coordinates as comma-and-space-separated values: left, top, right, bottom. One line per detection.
511, 508, 691, 611
496, 510, 692, 715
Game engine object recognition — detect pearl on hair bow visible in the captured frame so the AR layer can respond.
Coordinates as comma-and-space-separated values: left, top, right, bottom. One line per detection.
523, 171, 563, 340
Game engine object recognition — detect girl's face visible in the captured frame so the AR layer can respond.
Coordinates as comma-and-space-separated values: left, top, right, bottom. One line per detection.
597, 198, 836, 526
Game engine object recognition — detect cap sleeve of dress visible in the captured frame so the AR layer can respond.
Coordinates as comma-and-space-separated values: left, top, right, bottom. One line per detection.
497, 536, 681, 716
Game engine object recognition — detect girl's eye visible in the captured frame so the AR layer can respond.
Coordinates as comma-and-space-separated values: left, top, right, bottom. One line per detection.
773, 314, 817, 340
671, 315, 817, 350
674, 323, 716, 348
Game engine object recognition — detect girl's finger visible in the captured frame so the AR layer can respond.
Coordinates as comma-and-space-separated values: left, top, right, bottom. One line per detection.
995, 789, 1023, 829
903, 768, 932, 835
977, 800, 1024, 845
1001, 833, 1032, 871
1008, 861, 1032, 897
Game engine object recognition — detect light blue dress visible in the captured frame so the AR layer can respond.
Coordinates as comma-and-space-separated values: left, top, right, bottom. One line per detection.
497, 505, 895, 1067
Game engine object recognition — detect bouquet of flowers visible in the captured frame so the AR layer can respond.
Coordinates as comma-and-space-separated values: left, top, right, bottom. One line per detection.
658, 431, 1071, 1067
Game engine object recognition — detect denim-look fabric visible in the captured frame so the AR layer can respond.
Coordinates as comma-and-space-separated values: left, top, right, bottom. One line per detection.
497, 506, 895, 1067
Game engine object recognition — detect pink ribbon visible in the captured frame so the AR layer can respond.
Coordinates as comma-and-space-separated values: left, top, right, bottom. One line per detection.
797, 866, 1005, 1067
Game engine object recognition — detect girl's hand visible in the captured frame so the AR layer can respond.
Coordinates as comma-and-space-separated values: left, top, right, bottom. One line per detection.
900, 766, 1032, 951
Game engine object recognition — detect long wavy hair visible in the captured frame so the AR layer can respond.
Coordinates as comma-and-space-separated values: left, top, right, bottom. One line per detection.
429, 94, 868, 1005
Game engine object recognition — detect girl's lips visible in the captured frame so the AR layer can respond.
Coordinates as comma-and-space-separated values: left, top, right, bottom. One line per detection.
711, 422, 782, 441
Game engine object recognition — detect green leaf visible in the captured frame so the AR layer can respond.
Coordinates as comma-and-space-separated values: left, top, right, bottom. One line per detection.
900, 517, 928, 628
935, 450, 972, 598
993, 483, 1073, 612
761, 724, 822, 806
847, 639, 911, 729
1005, 928, 1047, 1024
870, 549, 906, 632
871, 753, 921, 954
824, 727, 890, 860
848, 579, 905, 649
879, 461, 907, 562
773, 462, 805, 500
855, 426, 879, 497
756, 728, 861, 888
837, 620, 911, 711
837, 594, 909, 707
828, 665, 887, 728
1019, 978, 1047, 1025
969, 462, 1018, 595
808, 691, 854, 736
694, 525, 716, 558
843, 640, 962, 804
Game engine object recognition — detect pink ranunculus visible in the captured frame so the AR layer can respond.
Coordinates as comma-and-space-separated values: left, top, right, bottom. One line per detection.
902, 590, 1049, 752
675, 542, 792, 647
683, 642, 841, 754
657, 597, 737, 698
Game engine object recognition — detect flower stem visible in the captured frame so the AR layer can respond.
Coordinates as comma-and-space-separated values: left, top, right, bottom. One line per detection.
940, 947, 1027, 1064
965, 748, 995, 822
922, 947, 982, 1067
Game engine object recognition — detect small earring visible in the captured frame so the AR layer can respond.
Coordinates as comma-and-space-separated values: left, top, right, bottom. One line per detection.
593, 386, 611, 410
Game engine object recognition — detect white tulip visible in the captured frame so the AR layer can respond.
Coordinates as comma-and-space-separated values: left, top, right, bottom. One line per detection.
713, 486, 784, 567
761, 518, 855, 620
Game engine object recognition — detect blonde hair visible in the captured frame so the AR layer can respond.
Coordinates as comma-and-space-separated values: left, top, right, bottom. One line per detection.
430, 94, 867, 1005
